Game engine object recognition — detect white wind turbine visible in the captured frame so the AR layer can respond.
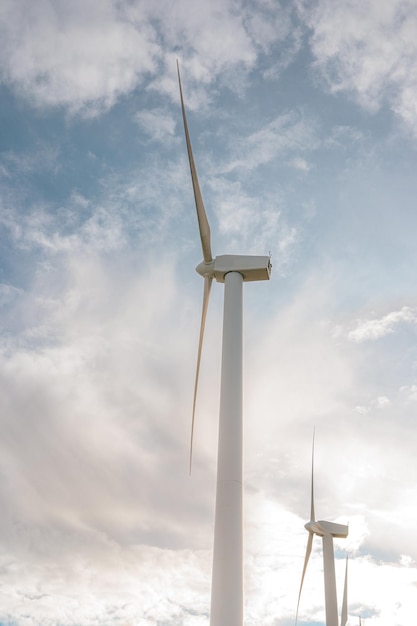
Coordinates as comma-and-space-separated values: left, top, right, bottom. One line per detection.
177, 62, 271, 626
296, 436, 349, 626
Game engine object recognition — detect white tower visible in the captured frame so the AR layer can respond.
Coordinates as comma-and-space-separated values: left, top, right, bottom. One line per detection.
177, 63, 271, 626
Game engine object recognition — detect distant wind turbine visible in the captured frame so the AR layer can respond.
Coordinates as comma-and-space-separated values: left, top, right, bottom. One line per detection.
296, 435, 349, 626
177, 62, 271, 626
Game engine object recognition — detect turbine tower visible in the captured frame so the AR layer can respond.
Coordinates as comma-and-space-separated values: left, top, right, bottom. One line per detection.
296, 436, 349, 626
341, 556, 348, 626
177, 62, 271, 626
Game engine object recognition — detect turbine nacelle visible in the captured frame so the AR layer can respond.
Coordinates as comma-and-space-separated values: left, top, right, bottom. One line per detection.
196, 254, 272, 283
305, 520, 349, 538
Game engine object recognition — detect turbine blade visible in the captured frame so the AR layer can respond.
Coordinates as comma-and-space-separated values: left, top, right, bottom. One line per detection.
177, 61, 212, 264
341, 556, 348, 626
295, 531, 314, 625
190, 274, 213, 473
310, 429, 316, 522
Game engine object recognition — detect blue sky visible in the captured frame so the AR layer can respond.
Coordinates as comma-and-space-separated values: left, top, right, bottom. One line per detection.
1, 1, 417, 624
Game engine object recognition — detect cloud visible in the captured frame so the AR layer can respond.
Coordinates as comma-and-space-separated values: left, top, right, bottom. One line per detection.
208, 176, 295, 264
0, 283, 22, 307
244, 0, 302, 66
0, 0, 295, 116
221, 111, 318, 173
135, 108, 177, 142
355, 395, 391, 416
0, 535, 212, 625
400, 384, 417, 402
297, 0, 417, 135
348, 306, 417, 342
0, 0, 303, 117
1, 144, 61, 177
0, 231, 213, 540
0, 201, 126, 257
290, 157, 312, 171
0, 0, 160, 115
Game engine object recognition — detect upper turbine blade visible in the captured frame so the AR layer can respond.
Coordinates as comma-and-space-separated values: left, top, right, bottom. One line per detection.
341, 556, 348, 626
190, 274, 213, 473
310, 429, 316, 522
295, 531, 314, 625
177, 61, 212, 264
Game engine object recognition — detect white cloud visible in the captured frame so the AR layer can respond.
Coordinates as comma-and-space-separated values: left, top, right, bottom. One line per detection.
206, 176, 296, 268
0, 0, 159, 114
348, 306, 417, 342
400, 384, 417, 402
297, 0, 417, 135
222, 111, 318, 173
244, 0, 296, 53
0, 0, 296, 115
355, 405, 369, 416
355, 395, 391, 416
0, 0, 304, 117
375, 395, 390, 409
0, 202, 126, 255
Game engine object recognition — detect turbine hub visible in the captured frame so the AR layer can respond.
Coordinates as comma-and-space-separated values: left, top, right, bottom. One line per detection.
305, 521, 324, 536
196, 260, 215, 277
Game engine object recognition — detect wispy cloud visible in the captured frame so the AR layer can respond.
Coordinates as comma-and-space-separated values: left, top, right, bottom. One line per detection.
135, 108, 177, 142
355, 395, 391, 415
207, 176, 297, 266
0, 202, 126, 255
290, 156, 312, 171
220, 111, 318, 173
297, 0, 417, 135
348, 306, 417, 342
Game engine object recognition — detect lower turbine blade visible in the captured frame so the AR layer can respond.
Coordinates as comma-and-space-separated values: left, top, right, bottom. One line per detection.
190, 274, 212, 473
296, 531, 314, 625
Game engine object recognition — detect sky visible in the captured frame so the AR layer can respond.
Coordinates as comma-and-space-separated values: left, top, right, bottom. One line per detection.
1, 0, 417, 624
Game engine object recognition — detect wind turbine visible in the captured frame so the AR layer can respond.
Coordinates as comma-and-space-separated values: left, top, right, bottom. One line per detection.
296, 436, 349, 626
177, 62, 271, 626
